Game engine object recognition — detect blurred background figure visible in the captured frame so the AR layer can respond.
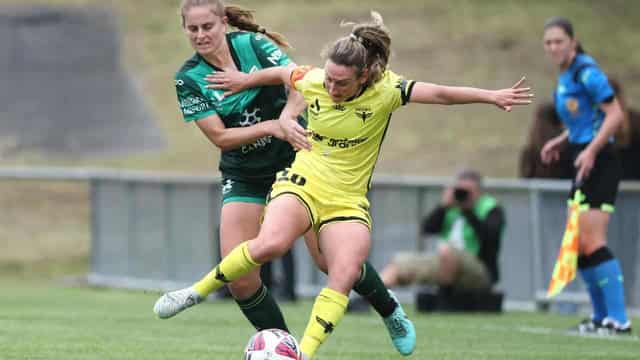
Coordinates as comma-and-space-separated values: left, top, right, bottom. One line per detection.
519, 103, 573, 179
540, 16, 631, 335
610, 79, 640, 180
353, 169, 505, 312
521, 80, 640, 181
381, 169, 504, 292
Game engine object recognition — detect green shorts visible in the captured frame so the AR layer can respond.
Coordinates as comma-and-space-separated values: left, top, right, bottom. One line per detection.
221, 177, 274, 205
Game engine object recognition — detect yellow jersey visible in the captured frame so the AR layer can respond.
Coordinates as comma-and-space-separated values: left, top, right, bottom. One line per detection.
290, 66, 415, 197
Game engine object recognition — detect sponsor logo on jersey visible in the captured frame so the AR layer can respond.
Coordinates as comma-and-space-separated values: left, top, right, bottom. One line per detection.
180, 95, 211, 115
236, 107, 273, 154
242, 136, 273, 154
239, 108, 262, 127
565, 98, 579, 115
355, 107, 373, 123
333, 104, 347, 111
308, 130, 367, 149
267, 49, 283, 65
309, 98, 321, 115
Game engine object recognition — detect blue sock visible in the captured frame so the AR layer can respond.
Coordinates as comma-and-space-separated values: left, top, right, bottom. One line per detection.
593, 259, 628, 325
579, 267, 606, 322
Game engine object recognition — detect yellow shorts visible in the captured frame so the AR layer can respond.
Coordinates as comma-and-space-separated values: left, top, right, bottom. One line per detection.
268, 168, 371, 233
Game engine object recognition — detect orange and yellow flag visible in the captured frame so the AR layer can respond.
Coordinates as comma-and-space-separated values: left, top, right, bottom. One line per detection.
546, 190, 587, 298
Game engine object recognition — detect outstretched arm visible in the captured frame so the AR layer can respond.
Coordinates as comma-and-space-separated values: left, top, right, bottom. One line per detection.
409, 77, 533, 112
205, 64, 295, 97
194, 114, 285, 151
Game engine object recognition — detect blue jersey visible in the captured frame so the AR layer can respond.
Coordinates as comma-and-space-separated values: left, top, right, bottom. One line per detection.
554, 53, 614, 144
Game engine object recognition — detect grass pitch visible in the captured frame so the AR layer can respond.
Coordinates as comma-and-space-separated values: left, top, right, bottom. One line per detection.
0, 281, 637, 359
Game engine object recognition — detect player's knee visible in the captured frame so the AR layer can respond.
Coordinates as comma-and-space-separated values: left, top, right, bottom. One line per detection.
253, 235, 291, 262
329, 262, 362, 287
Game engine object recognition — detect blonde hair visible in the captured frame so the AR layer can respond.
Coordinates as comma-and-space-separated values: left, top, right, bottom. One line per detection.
324, 11, 391, 87
180, 0, 291, 48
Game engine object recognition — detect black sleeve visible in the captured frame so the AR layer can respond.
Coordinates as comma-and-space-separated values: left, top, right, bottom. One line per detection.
421, 205, 448, 235
461, 206, 504, 252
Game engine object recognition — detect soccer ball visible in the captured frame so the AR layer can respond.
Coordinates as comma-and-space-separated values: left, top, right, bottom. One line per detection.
243, 328, 302, 360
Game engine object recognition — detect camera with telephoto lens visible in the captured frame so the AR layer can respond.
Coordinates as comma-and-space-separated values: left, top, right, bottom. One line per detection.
453, 187, 469, 203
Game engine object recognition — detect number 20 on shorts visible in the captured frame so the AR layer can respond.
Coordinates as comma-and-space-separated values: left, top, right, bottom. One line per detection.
277, 169, 307, 186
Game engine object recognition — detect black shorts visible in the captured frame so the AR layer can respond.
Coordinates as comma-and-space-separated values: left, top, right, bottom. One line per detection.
568, 143, 621, 212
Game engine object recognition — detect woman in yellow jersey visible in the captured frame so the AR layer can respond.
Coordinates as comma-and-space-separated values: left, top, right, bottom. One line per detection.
201, 12, 533, 359
154, 4, 422, 357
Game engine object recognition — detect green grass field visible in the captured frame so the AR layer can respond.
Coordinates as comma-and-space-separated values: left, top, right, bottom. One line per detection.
0, 281, 637, 360
1, 3, 639, 358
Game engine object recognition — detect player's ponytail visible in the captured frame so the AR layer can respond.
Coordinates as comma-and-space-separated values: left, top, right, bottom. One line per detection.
543, 16, 586, 54
325, 11, 391, 87
179, 0, 291, 49
224, 5, 291, 49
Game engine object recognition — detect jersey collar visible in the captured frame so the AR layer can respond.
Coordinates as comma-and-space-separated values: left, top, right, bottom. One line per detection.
197, 33, 242, 73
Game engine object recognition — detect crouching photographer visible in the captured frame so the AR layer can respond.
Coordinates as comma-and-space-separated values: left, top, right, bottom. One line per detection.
380, 169, 506, 309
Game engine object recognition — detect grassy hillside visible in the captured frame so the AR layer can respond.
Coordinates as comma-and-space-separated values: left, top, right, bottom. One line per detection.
1, 0, 639, 177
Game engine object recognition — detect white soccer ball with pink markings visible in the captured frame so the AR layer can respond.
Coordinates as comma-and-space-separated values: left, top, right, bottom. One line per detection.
243, 328, 302, 360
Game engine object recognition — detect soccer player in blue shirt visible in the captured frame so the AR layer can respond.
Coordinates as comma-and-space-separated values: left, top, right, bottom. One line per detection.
541, 17, 631, 335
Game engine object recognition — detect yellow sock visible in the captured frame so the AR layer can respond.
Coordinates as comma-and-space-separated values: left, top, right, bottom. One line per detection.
193, 242, 259, 297
299, 287, 349, 358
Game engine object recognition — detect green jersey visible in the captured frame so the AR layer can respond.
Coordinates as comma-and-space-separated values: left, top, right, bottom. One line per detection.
441, 195, 499, 255
175, 31, 298, 181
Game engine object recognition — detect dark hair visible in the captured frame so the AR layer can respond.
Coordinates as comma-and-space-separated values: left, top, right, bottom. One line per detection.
323, 11, 391, 87
607, 77, 632, 148
523, 102, 564, 153
456, 169, 484, 188
180, 0, 291, 48
543, 16, 585, 53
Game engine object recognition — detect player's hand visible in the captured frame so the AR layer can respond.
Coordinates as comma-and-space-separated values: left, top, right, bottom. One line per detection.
205, 71, 249, 97
493, 77, 534, 112
574, 148, 596, 183
540, 136, 563, 164
266, 120, 287, 141
280, 116, 311, 151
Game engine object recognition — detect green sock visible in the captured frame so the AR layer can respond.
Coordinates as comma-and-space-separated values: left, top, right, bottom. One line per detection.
353, 261, 397, 318
236, 285, 288, 332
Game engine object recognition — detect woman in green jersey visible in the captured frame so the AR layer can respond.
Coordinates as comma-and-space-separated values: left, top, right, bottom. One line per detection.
153, 0, 298, 333
155, 2, 417, 355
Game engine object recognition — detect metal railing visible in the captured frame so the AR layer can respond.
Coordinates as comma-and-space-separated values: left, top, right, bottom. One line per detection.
2, 167, 639, 310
